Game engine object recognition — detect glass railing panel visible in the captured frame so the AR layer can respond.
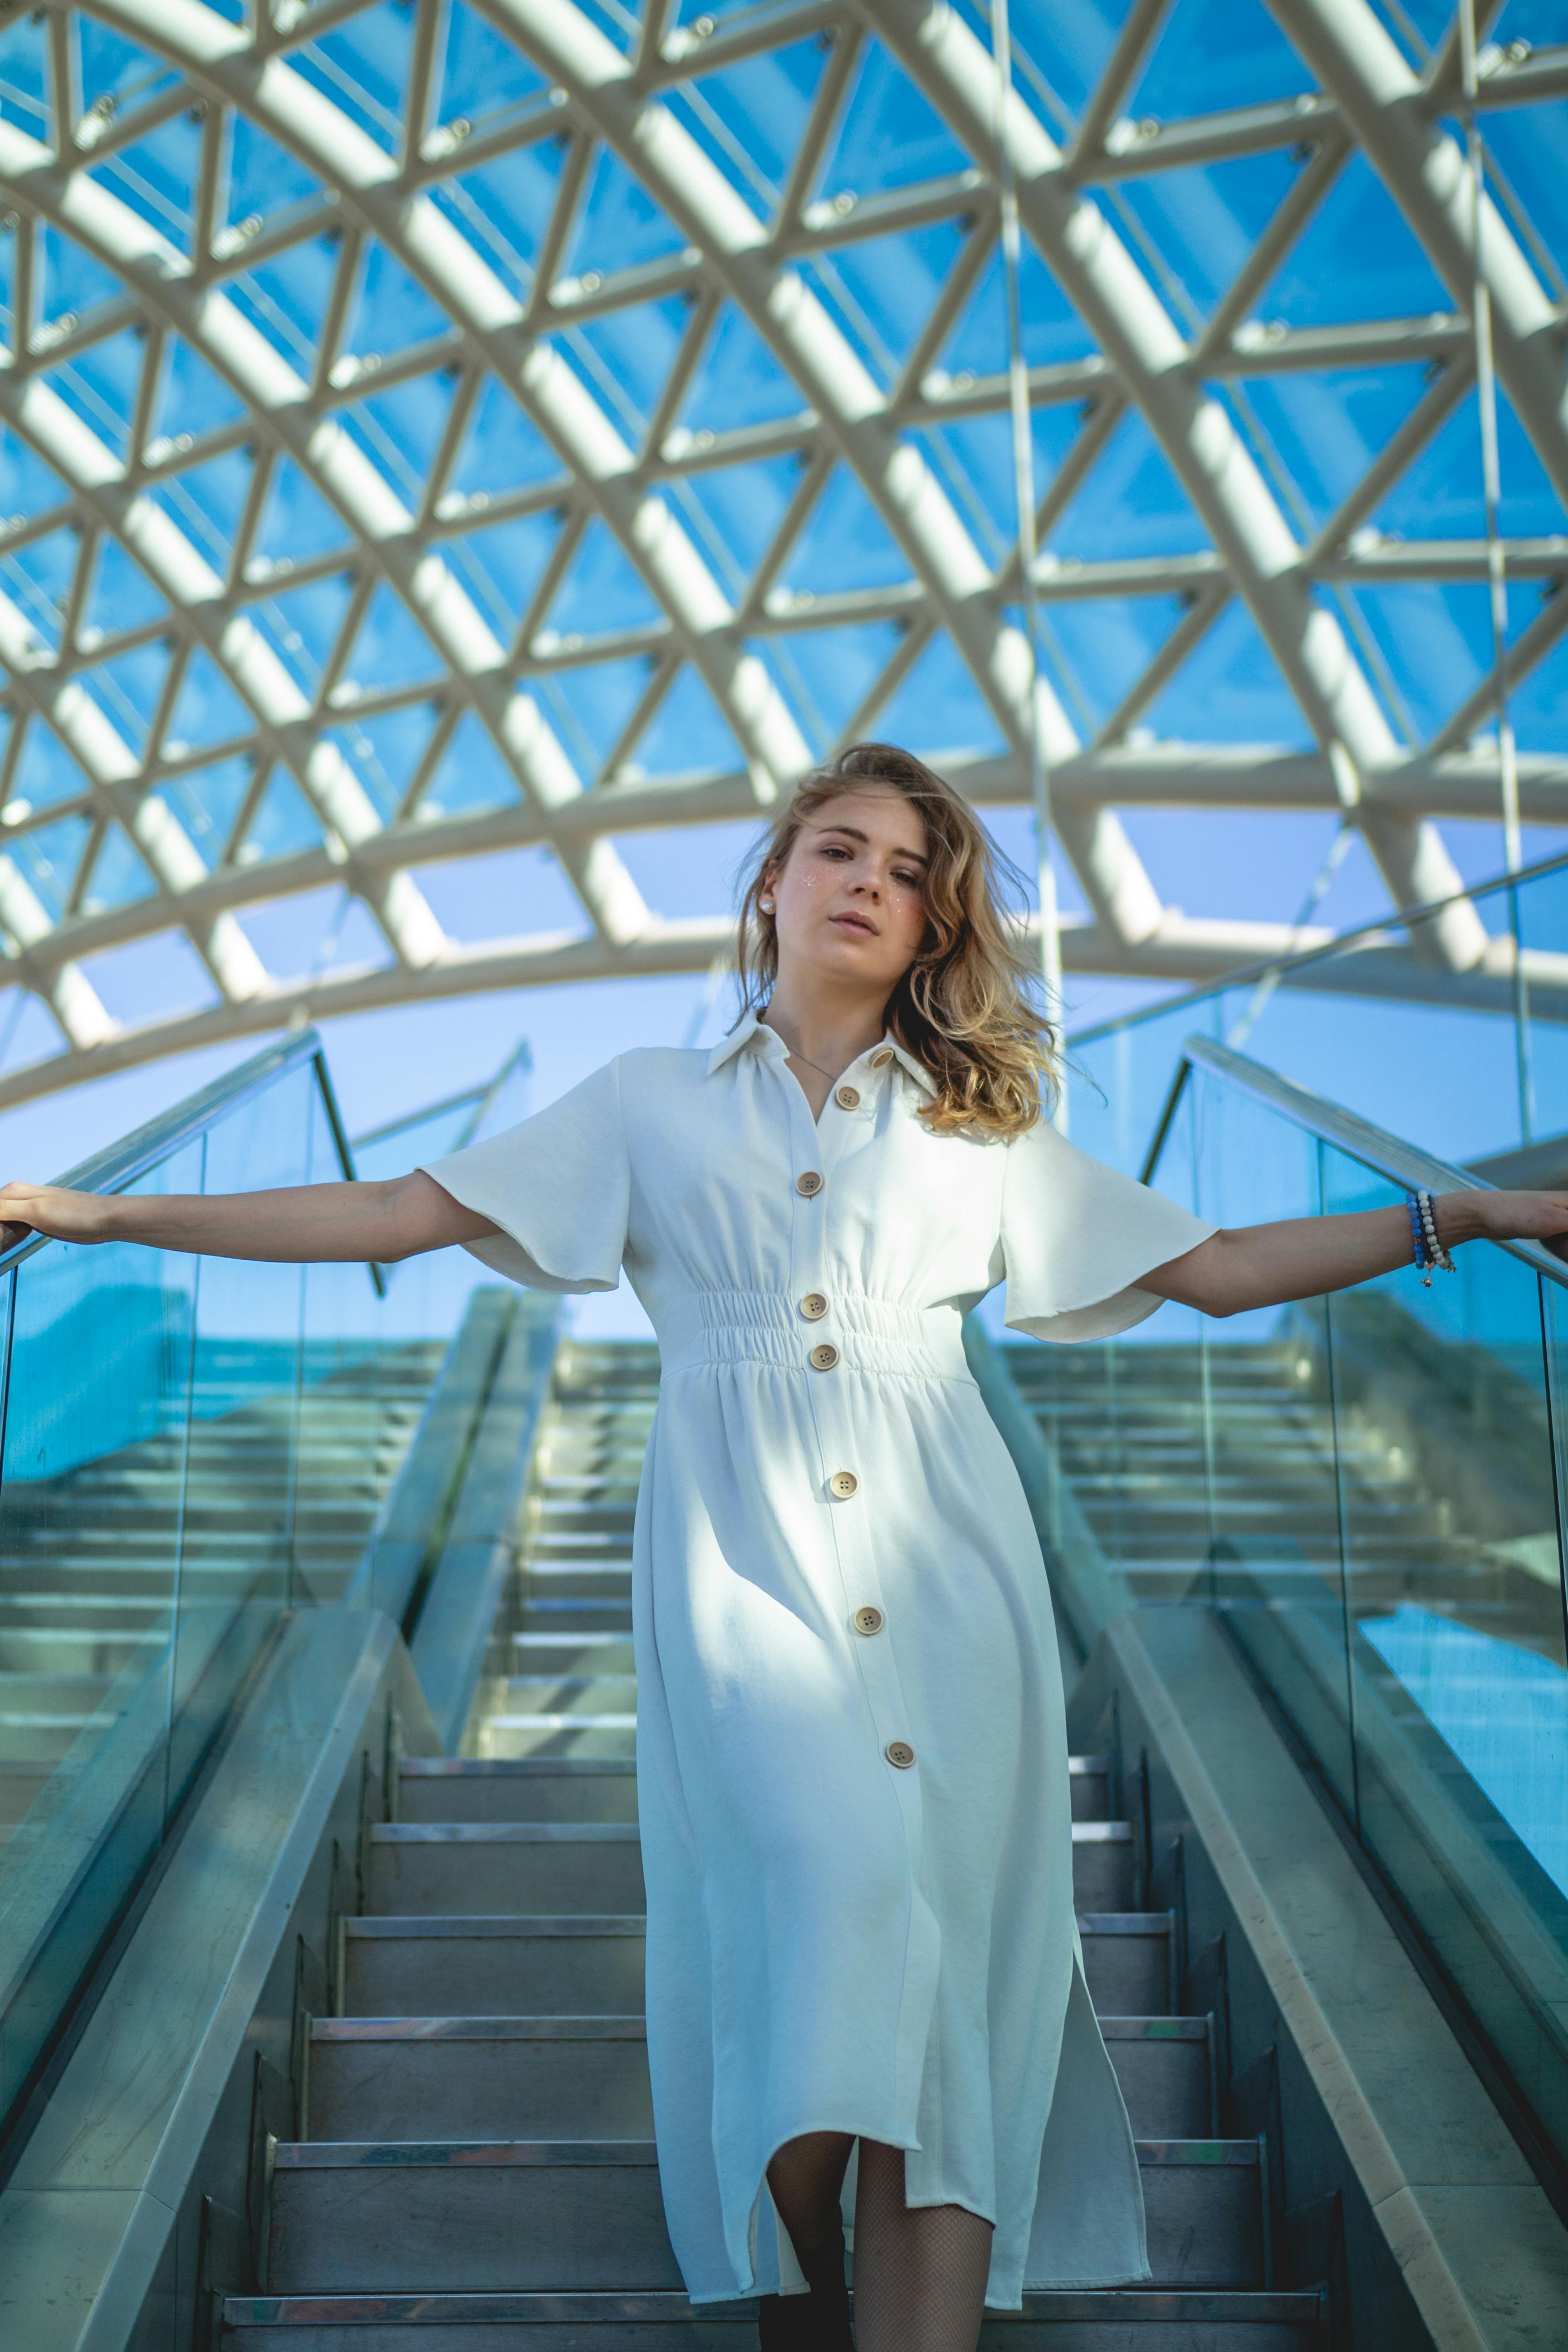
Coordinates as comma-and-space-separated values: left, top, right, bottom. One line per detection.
0, 1137, 202, 2130
1185, 1067, 1358, 1816
295, 1080, 388, 1609
1069, 846, 1568, 1178
163, 1066, 314, 1815
1006, 1081, 1209, 1616
1315, 1141, 1568, 2148
1069, 993, 1228, 1177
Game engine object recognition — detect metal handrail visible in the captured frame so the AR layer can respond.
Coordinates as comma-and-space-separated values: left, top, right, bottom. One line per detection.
0, 1026, 384, 1294
1143, 1032, 1568, 1294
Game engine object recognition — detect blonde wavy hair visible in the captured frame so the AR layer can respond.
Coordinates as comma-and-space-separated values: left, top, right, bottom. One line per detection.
735, 743, 1058, 1139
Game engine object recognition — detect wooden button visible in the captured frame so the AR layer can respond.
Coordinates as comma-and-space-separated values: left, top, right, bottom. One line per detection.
828, 1470, 858, 1500
835, 1084, 860, 1109
799, 1293, 828, 1320
871, 1048, 893, 1068
809, 1342, 840, 1372
796, 1171, 824, 1196
853, 1606, 884, 1636
885, 1741, 916, 1769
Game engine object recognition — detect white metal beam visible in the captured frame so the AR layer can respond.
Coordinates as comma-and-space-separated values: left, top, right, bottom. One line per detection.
1267, 0, 1568, 509
3, 896, 1563, 1113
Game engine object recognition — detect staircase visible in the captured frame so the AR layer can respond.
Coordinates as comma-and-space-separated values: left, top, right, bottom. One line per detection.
225, 1339, 1327, 2349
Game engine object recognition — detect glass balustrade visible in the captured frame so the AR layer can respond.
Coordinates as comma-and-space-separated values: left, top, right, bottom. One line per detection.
1015, 1035, 1568, 2189
0, 1032, 477, 2147
1067, 848, 1568, 1181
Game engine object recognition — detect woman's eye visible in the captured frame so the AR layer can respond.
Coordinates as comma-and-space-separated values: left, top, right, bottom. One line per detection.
893, 871, 922, 889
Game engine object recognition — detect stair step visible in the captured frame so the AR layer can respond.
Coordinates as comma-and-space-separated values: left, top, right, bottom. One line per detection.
491, 1675, 640, 1717
343, 1917, 647, 2018
399, 1759, 638, 1824
1099, 2018, 1214, 2138
399, 1757, 1109, 1828
1079, 1913, 1177, 2018
223, 2287, 1323, 2350
306, 2013, 1212, 2143
365, 1823, 1127, 1916
368, 1823, 645, 1916
1068, 1754, 1109, 1823
475, 1718, 638, 1759
1069, 1821, 1134, 1911
266, 2140, 1265, 2294
513, 1633, 637, 1674
308, 2017, 652, 2141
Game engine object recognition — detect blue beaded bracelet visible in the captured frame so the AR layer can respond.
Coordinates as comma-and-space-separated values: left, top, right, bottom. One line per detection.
1407, 1192, 1433, 1286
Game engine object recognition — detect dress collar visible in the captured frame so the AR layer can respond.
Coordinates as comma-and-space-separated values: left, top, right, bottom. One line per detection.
706, 1011, 936, 1096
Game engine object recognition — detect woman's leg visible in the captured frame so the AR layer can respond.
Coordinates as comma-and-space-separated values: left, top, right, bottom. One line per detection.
763, 2132, 855, 2346
852, 2140, 993, 2352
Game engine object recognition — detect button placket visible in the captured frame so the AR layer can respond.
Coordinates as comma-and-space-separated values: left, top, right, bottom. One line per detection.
778, 1044, 917, 1798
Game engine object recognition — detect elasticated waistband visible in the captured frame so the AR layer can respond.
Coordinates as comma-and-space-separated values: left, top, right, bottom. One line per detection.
655, 1289, 971, 1381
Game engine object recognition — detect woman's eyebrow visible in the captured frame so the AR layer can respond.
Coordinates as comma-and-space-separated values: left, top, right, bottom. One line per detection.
814, 822, 930, 868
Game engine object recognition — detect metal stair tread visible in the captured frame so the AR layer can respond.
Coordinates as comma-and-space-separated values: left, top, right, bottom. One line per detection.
345, 1916, 648, 1938
401, 1758, 637, 1779
314, 2016, 648, 2041
223, 2288, 1323, 2323
372, 1823, 641, 1844
274, 2135, 1258, 2172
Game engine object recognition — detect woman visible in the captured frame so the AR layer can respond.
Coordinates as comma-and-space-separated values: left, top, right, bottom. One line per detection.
5, 744, 1563, 2352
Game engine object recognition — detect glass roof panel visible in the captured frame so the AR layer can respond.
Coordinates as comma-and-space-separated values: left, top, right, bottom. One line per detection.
0, 0, 1556, 1102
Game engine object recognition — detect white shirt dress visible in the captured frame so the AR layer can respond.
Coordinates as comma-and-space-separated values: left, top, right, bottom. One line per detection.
421, 1015, 1216, 2309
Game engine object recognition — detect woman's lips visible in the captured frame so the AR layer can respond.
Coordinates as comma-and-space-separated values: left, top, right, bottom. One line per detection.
831, 911, 877, 936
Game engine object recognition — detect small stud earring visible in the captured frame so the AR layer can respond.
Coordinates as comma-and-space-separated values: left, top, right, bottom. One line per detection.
760, 898, 774, 913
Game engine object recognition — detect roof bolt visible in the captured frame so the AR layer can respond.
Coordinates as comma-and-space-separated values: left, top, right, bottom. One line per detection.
580, 270, 601, 293
954, 368, 975, 390
694, 13, 715, 32
1505, 37, 1531, 62
549, 86, 568, 107
833, 189, 856, 214
242, 213, 263, 238
449, 116, 470, 142
174, 431, 193, 451
1137, 117, 1159, 138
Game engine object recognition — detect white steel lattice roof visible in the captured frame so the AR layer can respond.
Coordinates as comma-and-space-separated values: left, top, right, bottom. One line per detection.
0, 0, 1563, 1104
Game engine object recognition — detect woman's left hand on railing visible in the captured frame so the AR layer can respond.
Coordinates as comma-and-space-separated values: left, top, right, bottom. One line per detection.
1465, 1187, 1568, 1257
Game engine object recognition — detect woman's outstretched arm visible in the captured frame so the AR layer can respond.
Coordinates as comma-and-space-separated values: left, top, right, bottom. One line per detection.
1142, 1189, 1568, 1320
0, 1170, 497, 1265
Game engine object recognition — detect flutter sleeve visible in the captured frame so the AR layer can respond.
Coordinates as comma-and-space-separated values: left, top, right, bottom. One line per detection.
417, 1057, 629, 1293
998, 1112, 1218, 1344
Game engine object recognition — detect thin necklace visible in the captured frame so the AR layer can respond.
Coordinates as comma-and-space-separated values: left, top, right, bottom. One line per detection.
786, 1044, 841, 1082
762, 1016, 864, 1085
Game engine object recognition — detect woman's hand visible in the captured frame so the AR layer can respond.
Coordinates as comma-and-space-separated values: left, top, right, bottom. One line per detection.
1460, 1188, 1568, 1250
0, 1182, 108, 1250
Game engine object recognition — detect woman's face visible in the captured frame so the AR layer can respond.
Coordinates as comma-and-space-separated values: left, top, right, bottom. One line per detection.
768, 790, 931, 998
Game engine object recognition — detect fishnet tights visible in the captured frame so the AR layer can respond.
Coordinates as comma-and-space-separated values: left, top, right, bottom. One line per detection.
765, 2135, 993, 2352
